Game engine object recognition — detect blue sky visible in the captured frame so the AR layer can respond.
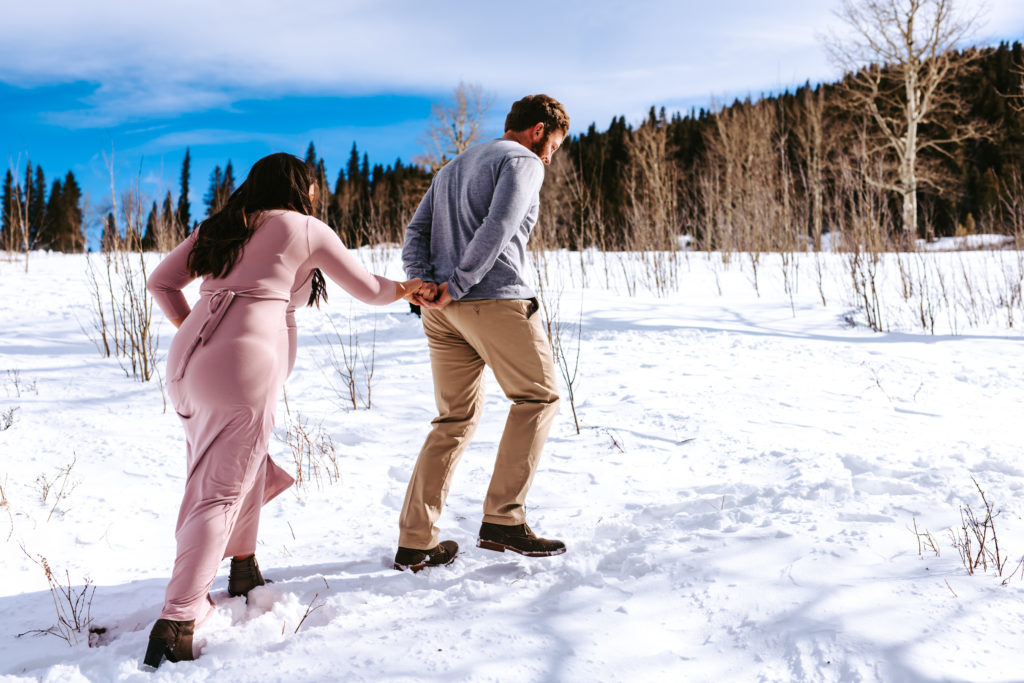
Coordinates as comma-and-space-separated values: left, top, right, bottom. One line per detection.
2, 0, 1022, 232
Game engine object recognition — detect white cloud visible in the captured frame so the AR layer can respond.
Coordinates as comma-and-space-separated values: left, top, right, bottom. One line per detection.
1, 0, 1022, 131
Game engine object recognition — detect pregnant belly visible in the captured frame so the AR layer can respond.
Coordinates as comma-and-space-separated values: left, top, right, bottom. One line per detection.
168, 300, 289, 410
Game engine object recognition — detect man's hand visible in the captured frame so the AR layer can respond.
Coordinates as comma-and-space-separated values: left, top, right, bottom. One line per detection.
408, 281, 438, 306
418, 282, 452, 309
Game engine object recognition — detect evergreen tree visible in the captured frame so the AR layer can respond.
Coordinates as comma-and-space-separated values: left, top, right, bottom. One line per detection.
161, 191, 175, 238
222, 161, 236, 202
60, 171, 84, 252
177, 148, 192, 234
102, 212, 118, 251
142, 201, 159, 251
346, 143, 360, 186
29, 165, 46, 245
204, 165, 223, 216
1, 170, 15, 249
37, 179, 62, 251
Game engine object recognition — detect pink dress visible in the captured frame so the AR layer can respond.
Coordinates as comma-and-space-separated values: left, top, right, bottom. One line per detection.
147, 210, 396, 622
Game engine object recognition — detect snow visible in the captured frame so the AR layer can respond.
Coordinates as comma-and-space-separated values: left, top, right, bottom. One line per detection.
1, 247, 1023, 682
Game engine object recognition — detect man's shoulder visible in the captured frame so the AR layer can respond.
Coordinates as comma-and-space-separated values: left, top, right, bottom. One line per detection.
464, 139, 542, 166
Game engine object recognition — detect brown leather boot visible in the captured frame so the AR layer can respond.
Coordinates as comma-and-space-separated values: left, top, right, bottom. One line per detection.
142, 618, 195, 669
228, 554, 267, 597
393, 540, 459, 572
477, 522, 566, 557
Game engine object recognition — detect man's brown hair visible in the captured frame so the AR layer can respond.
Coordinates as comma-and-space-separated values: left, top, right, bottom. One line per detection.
504, 94, 570, 135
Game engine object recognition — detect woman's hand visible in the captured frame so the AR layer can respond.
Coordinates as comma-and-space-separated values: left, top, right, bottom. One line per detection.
395, 278, 424, 302
418, 282, 452, 309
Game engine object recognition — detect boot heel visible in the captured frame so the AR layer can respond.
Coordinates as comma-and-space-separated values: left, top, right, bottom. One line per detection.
477, 539, 506, 552
142, 639, 168, 669
142, 618, 196, 668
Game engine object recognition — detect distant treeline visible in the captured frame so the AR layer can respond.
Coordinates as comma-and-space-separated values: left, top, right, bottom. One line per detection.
538, 41, 1024, 252
3, 41, 1023, 255
2, 164, 84, 253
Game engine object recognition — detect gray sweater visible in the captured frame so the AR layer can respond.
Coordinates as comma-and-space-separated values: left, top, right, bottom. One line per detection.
402, 139, 545, 301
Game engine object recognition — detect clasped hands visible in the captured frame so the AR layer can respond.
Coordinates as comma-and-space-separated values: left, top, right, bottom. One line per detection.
397, 279, 452, 309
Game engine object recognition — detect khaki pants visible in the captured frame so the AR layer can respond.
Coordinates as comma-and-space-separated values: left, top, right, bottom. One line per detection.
398, 298, 560, 549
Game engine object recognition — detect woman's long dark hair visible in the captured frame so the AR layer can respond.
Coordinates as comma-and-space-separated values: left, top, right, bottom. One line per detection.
188, 152, 327, 307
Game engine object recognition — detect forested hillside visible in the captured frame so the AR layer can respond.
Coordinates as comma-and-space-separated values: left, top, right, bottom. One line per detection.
3, 43, 1022, 254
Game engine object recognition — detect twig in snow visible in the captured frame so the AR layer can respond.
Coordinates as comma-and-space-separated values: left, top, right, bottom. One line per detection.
295, 592, 325, 634
1001, 556, 1024, 585
911, 517, 939, 557
47, 454, 77, 522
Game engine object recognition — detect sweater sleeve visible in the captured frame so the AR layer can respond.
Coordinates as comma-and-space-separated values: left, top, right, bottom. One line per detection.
401, 184, 435, 281
147, 231, 197, 321
306, 217, 397, 306
448, 156, 543, 300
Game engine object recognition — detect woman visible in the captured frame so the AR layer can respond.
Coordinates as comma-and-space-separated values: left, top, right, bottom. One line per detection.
143, 153, 421, 668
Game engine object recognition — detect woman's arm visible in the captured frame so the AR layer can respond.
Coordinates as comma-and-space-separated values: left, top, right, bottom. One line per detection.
147, 231, 198, 322
306, 218, 418, 305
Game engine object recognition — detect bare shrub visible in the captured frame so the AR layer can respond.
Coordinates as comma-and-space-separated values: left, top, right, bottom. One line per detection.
34, 455, 78, 521
950, 477, 1008, 577
18, 547, 95, 646
278, 413, 340, 495
531, 250, 583, 434
318, 309, 377, 411
83, 166, 160, 382
1, 406, 18, 431
5, 369, 37, 397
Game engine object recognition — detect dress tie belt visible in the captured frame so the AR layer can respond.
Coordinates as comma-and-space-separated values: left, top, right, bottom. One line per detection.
171, 288, 289, 382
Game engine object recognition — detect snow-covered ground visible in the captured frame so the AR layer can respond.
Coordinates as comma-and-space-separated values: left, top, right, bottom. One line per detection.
1, 248, 1023, 682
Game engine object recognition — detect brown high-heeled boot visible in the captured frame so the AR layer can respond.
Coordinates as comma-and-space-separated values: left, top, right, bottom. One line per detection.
228, 554, 268, 597
142, 618, 195, 669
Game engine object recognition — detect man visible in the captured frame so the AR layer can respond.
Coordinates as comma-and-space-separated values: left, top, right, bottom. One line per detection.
394, 94, 569, 571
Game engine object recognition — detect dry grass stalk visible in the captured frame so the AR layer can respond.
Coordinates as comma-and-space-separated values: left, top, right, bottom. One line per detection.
912, 517, 940, 557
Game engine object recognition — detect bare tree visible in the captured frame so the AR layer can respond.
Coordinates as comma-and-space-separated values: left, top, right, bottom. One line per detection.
1009, 60, 1024, 112
699, 98, 789, 293
824, 0, 986, 238
792, 86, 830, 252
622, 110, 682, 296
415, 81, 494, 171
9, 168, 32, 272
